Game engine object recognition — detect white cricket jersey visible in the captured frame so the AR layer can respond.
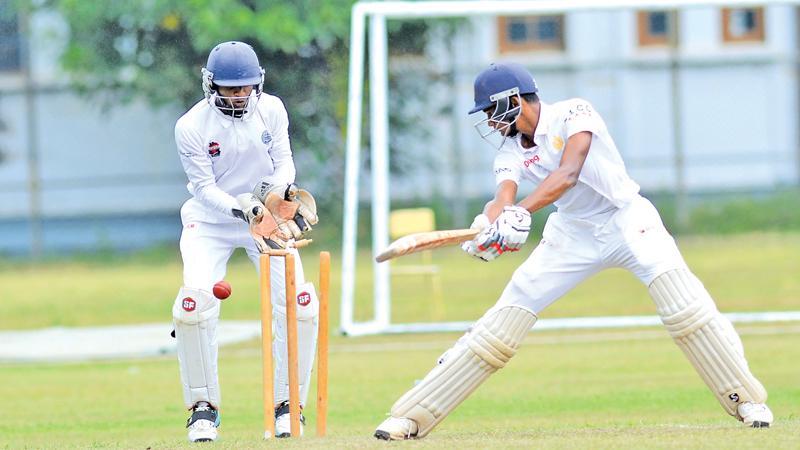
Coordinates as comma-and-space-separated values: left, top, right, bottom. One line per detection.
493, 99, 640, 220
175, 92, 296, 223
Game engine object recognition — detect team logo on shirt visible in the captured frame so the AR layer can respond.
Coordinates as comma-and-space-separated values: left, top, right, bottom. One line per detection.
261, 130, 272, 145
551, 135, 564, 151
523, 154, 541, 167
566, 103, 594, 122
208, 141, 221, 157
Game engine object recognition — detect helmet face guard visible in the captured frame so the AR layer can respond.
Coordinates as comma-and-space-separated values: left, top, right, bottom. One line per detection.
473, 87, 522, 150
202, 67, 264, 118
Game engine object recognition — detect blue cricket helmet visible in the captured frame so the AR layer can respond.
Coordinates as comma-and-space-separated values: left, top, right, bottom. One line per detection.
204, 41, 264, 87
469, 63, 538, 114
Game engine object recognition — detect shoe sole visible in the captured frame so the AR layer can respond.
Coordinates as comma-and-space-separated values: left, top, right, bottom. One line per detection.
188, 432, 217, 443
374, 430, 391, 440
276, 432, 292, 438
751, 421, 770, 428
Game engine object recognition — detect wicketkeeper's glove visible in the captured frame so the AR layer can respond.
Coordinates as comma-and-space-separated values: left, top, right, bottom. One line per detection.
232, 193, 264, 225
248, 181, 319, 251
253, 182, 318, 231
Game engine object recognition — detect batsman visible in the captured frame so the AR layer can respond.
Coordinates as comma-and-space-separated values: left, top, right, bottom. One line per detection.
171, 41, 320, 442
374, 63, 773, 440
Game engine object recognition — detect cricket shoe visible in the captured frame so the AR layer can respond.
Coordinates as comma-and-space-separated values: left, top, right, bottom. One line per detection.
374, 416, 419, 440
738, 402, 773, 428
275, 401, 306, 438
186, 401, 220, 442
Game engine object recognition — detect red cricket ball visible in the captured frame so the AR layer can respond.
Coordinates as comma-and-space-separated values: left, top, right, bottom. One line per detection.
213, 281, 232, 300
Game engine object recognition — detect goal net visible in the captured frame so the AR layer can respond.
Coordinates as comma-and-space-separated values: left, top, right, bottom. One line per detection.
340, 0, 800, 336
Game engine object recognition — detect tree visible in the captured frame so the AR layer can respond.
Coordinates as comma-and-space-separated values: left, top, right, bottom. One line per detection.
48, 0, 353, 105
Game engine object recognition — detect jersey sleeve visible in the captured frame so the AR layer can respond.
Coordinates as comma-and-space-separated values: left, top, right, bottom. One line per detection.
493, 149, 521, 186
266, 97, 296, 185
175, 118, 238, 217
563, 100, 605, 138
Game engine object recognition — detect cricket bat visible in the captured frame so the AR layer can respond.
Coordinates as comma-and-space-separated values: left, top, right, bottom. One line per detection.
375, 228, 480, 263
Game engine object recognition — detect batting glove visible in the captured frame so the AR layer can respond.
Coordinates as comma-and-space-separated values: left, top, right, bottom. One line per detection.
461, 213, 503, 262
495, 206, 531, 252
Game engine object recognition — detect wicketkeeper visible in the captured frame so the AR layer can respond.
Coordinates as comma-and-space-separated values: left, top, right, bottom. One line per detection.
374, 62, 773, 440
172, 41, 320, 442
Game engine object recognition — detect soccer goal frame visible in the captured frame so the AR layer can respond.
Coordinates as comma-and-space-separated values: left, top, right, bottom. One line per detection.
340, 0, 797, 337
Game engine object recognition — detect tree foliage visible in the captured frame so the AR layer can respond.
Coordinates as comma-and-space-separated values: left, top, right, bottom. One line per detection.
47, 0, 354, 106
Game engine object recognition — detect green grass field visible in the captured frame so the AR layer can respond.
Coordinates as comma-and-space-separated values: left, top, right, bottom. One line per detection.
1, 232, 799, 448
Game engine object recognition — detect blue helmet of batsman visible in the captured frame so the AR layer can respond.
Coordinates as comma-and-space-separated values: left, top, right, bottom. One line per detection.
201, 41, 265, 115
470, 63, 538, 147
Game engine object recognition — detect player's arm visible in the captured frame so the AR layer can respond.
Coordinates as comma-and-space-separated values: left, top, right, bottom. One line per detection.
467, 133, 593, 261
175, 120, 240, 217
483, 180, 518, 222
517, 131, 592, 213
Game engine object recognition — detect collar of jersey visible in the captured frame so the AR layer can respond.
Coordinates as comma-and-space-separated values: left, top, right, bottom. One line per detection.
533, 101, 551, 137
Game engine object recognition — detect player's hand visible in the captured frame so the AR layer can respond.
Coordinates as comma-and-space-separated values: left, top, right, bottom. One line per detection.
253, 180, 290, 203
232, 193, 264, 225
495, 206, 531, 252
285, 184, 319, 232
461, 214, 501, 262
234, 193, 291, 251
253, 181, 318, 234
248, 208, 295, 251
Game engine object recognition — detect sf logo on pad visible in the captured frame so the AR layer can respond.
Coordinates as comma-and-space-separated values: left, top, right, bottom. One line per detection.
182, 297, 197, 312
297, 292, 311, 307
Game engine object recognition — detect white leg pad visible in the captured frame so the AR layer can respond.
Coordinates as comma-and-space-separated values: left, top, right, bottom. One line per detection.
173, 287, 221, 409
389, 305, 537, 437
649, 269, 767, 417
273, 281, 319, 406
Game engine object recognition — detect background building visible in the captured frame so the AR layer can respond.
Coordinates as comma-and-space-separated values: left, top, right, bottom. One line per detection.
388, 4, 798, 209
1, 3, 799, 254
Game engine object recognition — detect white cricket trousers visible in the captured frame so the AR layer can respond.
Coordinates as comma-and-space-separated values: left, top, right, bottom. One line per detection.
496, 196, 688, 314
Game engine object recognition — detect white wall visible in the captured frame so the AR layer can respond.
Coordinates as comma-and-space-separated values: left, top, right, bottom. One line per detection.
0, 10, 190, 221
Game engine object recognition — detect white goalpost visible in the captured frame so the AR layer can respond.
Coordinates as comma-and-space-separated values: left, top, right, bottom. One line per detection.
340, 0, 800, 336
